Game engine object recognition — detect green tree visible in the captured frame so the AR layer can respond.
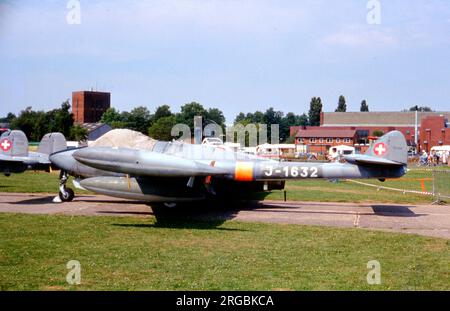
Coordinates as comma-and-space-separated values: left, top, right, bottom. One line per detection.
46, 100, 74, 138
0, 112, 16, 124
154, 105, 173, 121
263, 107, 283, 125
280, 112, 309, 143
262, 108, 283, 143
282, 112, 312, 143
10, 107, 47, 141
234, 112, 246, 123
148, 115, 177, 141
372, 130, 384, 137
408, 105, 433, 112
335, 95, 347, 112
120, 111, 131, 125
308, 97, 322, 126
280, 113, 295, 143
126, 106, 152, 134
252, 111, 265, 123
69, 125, 88, 141
297, 113, 309, 126
100, 108, 122, 125
11, 103, 74, 141
284, 112, 298, 127
110, 120, 128, 129
176, 102, 207, 132
231, 118, 259, 147
205, 108, 225, 127
33, 111, 49, 142
360, 100, 369, 112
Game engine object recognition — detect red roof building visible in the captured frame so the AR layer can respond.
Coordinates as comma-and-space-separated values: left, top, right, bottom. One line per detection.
291, 111, 450, 153
295, 129, 357, 154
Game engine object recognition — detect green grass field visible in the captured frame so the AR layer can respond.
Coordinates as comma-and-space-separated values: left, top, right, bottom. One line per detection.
1, 168, 448, 290
262, 169, 440, 204
0, 169, 446, 204
0, 213, 448, 290
0, 171, 88, 194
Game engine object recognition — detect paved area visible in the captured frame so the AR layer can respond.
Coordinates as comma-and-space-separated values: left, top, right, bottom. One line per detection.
0, 193, 449, 239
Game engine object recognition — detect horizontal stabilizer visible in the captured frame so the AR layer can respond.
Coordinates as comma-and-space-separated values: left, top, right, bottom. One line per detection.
344, 154, 405, 166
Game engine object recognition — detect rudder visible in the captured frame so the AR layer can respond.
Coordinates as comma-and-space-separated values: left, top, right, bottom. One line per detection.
0, 130, 29, 157
38, 132, 67, 155
365, 131, 407, 165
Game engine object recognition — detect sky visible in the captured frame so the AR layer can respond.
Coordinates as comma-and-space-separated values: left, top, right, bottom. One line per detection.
1, 0, 450, 123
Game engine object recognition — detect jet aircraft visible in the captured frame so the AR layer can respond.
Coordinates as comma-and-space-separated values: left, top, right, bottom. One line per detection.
48, 129, 408, 205
0, 130, 67, 176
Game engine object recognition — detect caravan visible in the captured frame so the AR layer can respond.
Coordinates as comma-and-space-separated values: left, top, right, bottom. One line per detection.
328, 145, 355, 161
430, 145, 450, 156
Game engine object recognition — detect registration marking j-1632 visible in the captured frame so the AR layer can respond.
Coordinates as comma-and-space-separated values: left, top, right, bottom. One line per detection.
263, 165, 319, 178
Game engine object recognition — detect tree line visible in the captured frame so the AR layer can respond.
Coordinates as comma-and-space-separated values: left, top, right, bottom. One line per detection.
0, 95, 434, 142
100, 102, 226, 141
101, 96, 369, 143
0, 101, 87, 141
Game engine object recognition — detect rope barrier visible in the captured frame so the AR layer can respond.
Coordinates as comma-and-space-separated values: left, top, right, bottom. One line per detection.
345, 179, 434, 196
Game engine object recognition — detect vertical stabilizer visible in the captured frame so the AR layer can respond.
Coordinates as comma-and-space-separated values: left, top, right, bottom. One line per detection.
0, 130, 28, 157
38, 132, 67, 154
365, 131, 408, 165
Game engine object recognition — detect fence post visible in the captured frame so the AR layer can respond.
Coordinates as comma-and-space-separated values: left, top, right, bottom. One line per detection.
432, 170, 450, 205
432, 170, 436, 201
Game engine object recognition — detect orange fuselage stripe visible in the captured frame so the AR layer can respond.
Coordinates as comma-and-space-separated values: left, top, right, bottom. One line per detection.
235, 162, 254, 181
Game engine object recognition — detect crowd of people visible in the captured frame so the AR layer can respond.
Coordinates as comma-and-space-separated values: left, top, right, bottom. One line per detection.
419, 150, 450, 166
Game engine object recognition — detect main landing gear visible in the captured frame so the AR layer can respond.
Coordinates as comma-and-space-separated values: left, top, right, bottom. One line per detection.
53, 171, 75, 203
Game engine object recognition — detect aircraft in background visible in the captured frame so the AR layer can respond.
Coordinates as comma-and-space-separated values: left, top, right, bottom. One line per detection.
48, 129, 408, 205
0, 130, 67, 176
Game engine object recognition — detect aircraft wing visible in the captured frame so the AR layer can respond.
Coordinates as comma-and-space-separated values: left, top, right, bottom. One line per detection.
0, 153, 50, 165
0, 154, 25, 162
72, 147, 229, 177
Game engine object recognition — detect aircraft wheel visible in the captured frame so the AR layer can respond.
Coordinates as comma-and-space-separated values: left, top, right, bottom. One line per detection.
59, 188, 75, 202
163, 202, 177, 208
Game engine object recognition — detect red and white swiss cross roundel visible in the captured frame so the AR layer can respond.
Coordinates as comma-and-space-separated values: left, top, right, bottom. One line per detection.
373, 142, 388, 156
0, 138, 12, 152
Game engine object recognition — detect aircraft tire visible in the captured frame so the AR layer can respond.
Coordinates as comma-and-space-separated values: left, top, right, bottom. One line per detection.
59, 188, 75, 202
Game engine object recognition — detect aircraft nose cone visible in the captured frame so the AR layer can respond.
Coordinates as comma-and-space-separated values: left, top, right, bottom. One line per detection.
49, 152, 64, 167
49, 150, 75, 171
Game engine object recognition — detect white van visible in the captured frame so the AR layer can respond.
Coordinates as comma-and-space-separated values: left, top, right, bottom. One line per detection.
328, 145, 355, 160
202, 137, 224, 146
256, 144, 296, 160
430, 145, 450, 156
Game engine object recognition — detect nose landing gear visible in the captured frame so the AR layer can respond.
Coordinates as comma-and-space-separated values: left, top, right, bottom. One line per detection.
53, 171, 75, 203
